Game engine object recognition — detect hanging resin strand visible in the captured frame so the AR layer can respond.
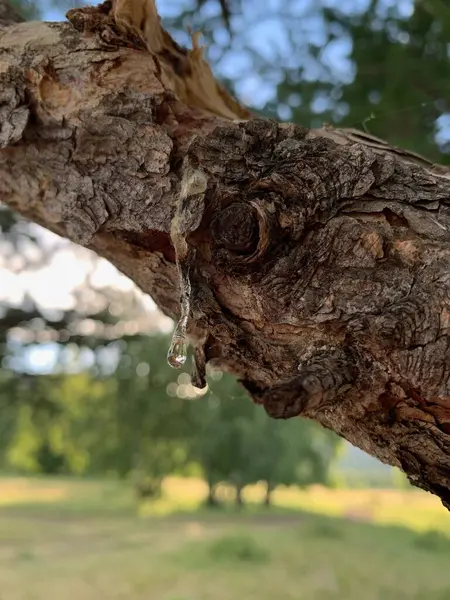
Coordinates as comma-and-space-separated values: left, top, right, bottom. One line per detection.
167, 264, 192, 368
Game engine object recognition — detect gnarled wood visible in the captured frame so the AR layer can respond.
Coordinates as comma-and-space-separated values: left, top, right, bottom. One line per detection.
2, 0, 450, 508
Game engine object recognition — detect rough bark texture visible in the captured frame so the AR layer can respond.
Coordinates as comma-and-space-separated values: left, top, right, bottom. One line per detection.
2, 0, 450, 508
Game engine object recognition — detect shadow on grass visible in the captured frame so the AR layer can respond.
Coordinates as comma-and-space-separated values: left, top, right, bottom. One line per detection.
2, 496, 450, 544
0, 502, 136, 520
413, 529, 450, 553
0, 497, 311, 522
168, 507, 450, 578
209, 533, 270, 564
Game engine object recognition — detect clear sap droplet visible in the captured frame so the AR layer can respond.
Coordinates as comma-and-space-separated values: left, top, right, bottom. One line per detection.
167, 260, 192, 369
167, 335, 188, 369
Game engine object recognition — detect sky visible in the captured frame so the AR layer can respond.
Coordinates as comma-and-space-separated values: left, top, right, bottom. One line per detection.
1, 226, 134, 309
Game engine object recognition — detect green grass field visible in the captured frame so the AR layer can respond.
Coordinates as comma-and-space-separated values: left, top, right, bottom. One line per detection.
1, 477, 450, 600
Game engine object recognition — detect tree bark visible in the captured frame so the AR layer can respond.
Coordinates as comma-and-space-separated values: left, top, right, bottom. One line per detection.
206, 480, 219, 507
235, 484, 244, 508
264, 482, 272, 507
2, 0, 450, 509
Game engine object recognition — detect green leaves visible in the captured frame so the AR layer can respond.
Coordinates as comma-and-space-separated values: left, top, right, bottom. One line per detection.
188, 373, 340, 505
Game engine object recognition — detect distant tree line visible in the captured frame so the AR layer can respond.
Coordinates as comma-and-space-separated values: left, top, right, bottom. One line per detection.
0, 316, 341, 506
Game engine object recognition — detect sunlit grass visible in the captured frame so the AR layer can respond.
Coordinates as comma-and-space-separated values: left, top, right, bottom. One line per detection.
1, 476, 450, 599
0, 475, 449, 533
148, 477, 450, 533
0, 476, 135, 515
0, 477, 68, 505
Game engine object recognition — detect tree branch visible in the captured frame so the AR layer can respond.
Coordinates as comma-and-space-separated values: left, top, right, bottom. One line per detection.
2, 0, 450, 508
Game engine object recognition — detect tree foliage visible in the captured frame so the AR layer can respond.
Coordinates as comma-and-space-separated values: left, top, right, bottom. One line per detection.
188, 373, 339, 506
1, 332, 340, 503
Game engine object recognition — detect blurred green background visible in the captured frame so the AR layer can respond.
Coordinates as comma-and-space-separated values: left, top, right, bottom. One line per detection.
2, 0, 450, 598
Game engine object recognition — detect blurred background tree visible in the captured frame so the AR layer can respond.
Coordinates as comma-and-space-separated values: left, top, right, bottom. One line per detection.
4, 0, 448, 503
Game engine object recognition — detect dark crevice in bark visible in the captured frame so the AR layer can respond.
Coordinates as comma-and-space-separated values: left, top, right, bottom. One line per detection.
117, 230, 176, 263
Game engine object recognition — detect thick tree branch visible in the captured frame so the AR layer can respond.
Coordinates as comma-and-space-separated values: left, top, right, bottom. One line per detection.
2, 0, 450, 508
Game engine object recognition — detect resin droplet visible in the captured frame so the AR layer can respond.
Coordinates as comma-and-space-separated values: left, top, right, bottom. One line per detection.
167, 335, 188, 368
167, 261, 192, 369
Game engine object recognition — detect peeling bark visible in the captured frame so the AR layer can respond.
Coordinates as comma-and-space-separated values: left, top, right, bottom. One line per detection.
2, 1, 450, 508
